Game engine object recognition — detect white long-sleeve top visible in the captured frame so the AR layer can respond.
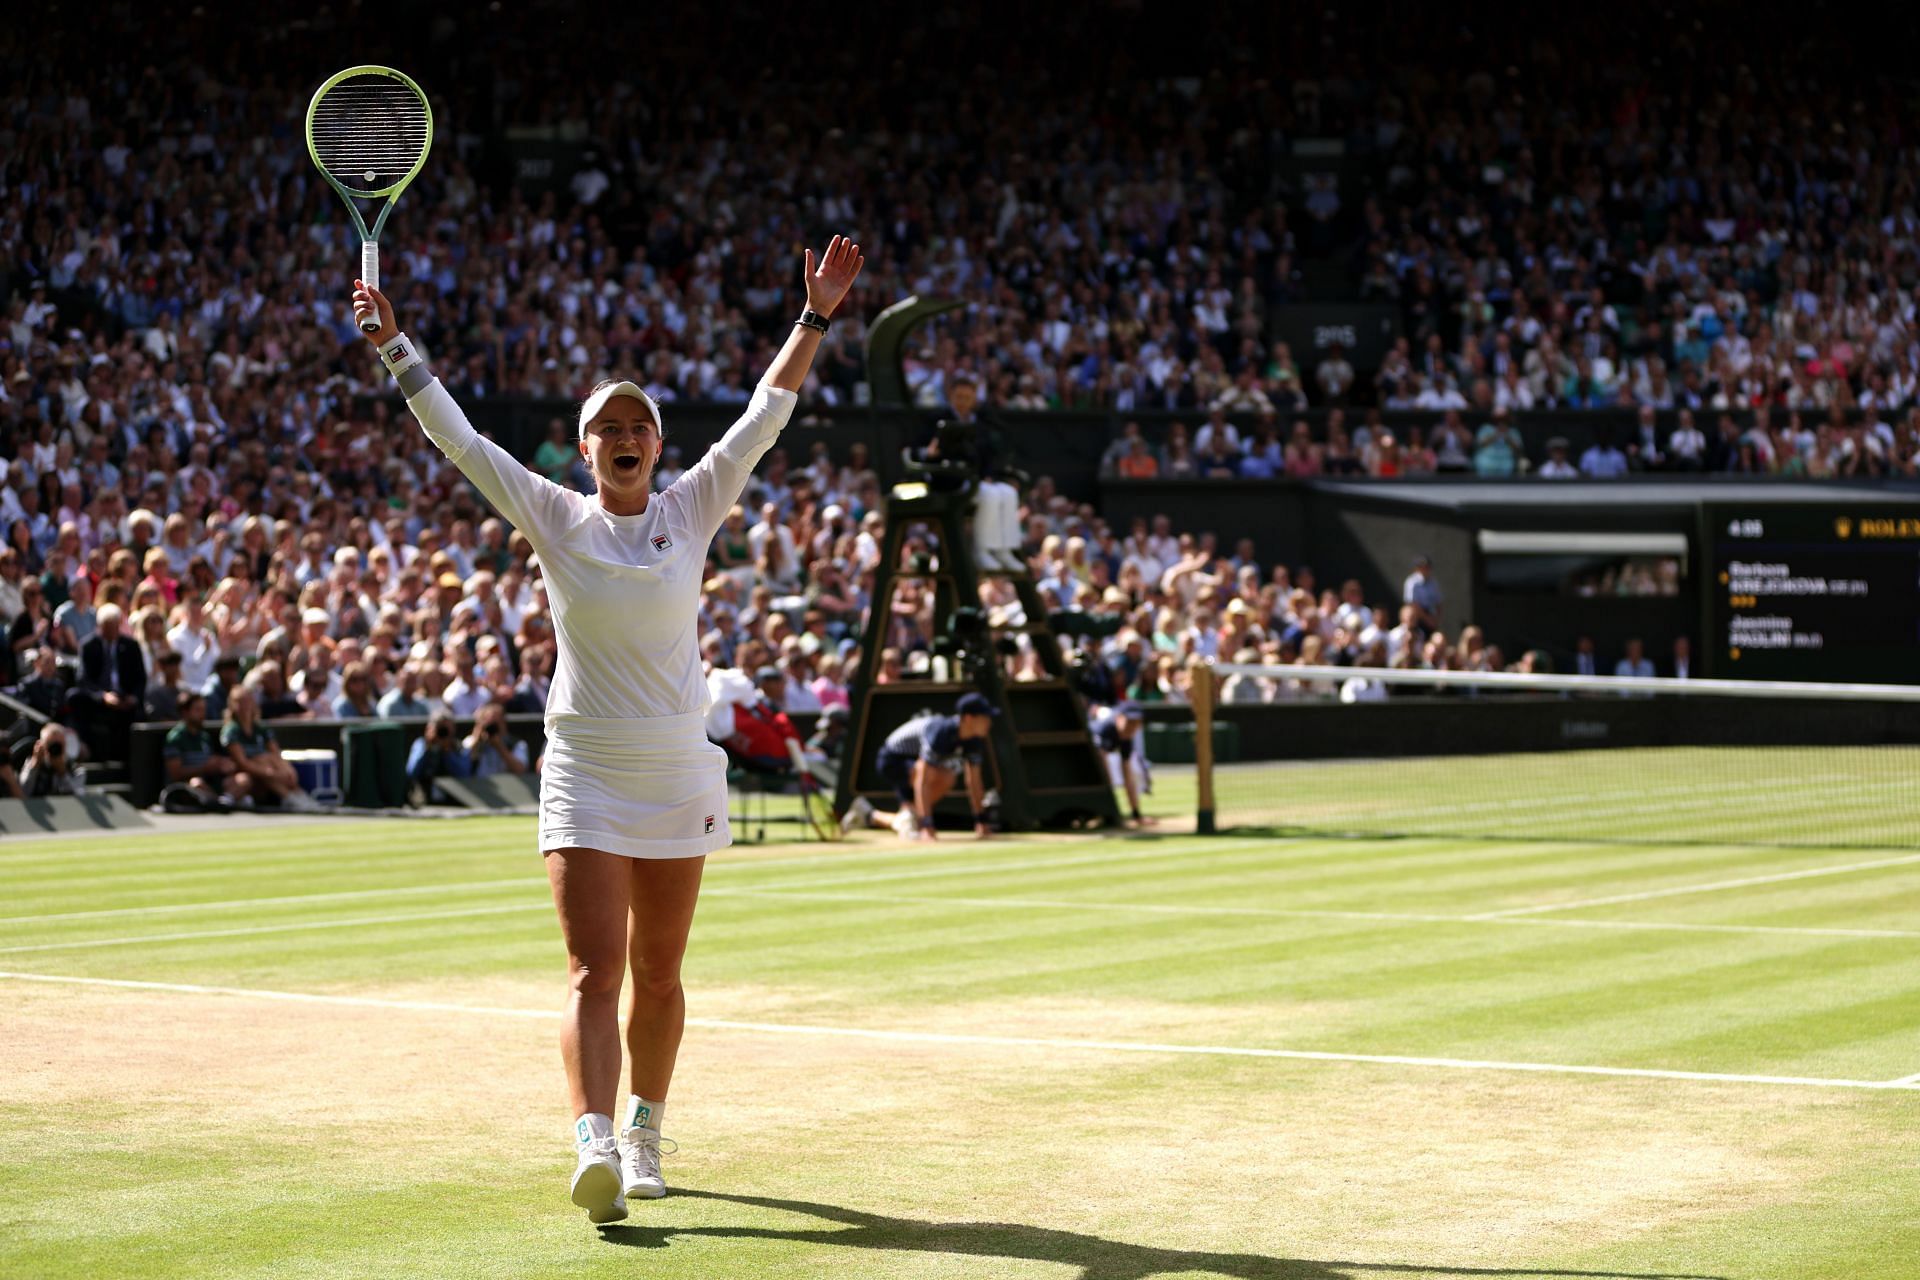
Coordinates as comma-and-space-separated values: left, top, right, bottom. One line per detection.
404, 376, 797, 722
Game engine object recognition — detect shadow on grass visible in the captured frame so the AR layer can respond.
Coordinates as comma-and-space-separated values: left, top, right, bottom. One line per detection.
600, 1188, 1723, 1280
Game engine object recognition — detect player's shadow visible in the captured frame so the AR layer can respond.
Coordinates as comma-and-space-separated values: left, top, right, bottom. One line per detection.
599, 1188, 1724, 1280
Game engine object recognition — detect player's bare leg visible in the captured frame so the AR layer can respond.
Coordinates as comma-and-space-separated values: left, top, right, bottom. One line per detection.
618, 856, 704, 1199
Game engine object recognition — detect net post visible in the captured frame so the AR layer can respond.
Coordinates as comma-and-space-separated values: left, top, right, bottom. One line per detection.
1193, 659, 1216, 834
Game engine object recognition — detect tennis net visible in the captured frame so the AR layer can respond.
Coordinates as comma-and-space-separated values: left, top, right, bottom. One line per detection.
1191, 663, 1920, 849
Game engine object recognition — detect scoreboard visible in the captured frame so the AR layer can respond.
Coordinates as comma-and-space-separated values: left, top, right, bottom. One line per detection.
1703, 504, 1920, 683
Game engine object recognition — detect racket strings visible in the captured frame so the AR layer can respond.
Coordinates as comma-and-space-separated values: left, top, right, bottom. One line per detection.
310, 78, 430, 194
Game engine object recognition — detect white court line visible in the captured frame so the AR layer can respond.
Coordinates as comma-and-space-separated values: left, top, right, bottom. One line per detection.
1888, 1072, 1920, 1087
708, 886, 1920, 942
1470, 852, 1920, 919
1, 969, 1912, 1094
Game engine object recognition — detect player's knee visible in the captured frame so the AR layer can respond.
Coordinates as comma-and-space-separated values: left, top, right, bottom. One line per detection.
629, 952, 683, 1001
569, 953, 625, 1001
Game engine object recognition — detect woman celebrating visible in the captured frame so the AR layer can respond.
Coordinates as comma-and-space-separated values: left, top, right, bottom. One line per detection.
352, 235, 863, 1226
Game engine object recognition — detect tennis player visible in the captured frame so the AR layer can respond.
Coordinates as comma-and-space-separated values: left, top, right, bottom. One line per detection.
353, 235, 863, 1224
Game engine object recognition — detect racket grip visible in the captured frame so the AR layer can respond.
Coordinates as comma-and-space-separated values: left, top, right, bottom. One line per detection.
359, 241, 381, 333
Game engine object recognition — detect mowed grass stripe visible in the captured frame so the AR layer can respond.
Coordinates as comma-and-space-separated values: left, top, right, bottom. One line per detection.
0, 836, 1272, 945
0, 832, 1214, 928
716, 885, 1920, 941
4, 970, 1914, 1094
1338, 932, 1920, 1076
1473, 850, 1920, 918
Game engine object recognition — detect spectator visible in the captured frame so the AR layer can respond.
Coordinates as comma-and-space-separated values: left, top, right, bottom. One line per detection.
19, 722, 83, 798
1578, 429, 1630, 479
1100, 423, 1148, 476
144, 651, 189, 721
331, 662, 379, 719
201, 654, 243, 723
1314, 345, 1356, 405
721, 667, 803, 773
1669, 411, 1708, 471
221, 686, 317, 811
1615, 637, 1656, 683
1669, 636, 1693, 680
75, 603, 144, 760
1538, 438, 1577, 479
15, 647, 68, 722
1572, 635, 1598, 677
377, 666, 434, 718
464, 702, 530, 779
4, 577, 53, 685
1402, 557, 1443, 627
1193, 408, 1241, 457
1115, 436, 1161, 479
1473, 410, 1525, 477
161, 693, 242, 809
406, 711, 473, 804
52, 575, 96, 657
167, 594, 219, 691
0, 547, 24, 626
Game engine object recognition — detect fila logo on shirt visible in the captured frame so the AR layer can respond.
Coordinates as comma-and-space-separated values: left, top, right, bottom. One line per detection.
704, 814, 715, 833
652, 534, 673, 552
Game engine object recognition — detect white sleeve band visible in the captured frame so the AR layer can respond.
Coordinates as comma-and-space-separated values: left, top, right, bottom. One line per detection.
379, 333, 424, 379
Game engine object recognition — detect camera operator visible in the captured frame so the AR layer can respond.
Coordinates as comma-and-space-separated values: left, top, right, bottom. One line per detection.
464, 702, 529, 778
20, 723, 85, 798
405, 710, 472, 804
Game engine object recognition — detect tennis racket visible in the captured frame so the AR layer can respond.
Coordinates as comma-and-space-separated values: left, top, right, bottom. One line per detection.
305, 65, 433, 333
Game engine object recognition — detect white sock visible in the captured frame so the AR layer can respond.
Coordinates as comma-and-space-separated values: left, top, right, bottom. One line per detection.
574, 1112, 615, 1149
624, 1095, 665, 1133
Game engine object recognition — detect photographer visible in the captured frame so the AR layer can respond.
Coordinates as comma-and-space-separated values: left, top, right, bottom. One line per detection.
463, 702, 529, 779
20, 723, 85, 798
405, 710, 472, 804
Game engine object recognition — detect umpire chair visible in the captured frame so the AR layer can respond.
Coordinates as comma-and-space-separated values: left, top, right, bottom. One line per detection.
834, 421, 1120, 831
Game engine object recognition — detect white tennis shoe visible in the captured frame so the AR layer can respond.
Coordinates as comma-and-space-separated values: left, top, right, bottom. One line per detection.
618, 1125, 671, 1200
840, 795, 873, 835
571, 1137, 627, 1223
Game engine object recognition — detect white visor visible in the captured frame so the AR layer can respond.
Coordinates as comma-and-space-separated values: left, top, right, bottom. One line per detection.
577, 381, 664, 441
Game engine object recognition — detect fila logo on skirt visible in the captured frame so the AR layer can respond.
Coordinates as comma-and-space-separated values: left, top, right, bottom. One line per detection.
704, 814, 715, 833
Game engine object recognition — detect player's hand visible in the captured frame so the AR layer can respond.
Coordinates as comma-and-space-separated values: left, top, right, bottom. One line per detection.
351, 280, 399, 346
804, 236, 865, 317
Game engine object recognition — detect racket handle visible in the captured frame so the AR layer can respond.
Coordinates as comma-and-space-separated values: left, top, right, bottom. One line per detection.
359, 241, 381, 333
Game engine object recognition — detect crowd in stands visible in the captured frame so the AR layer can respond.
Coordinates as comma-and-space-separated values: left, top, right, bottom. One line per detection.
5, 9, 1920, 445
0, 6, 1900, 791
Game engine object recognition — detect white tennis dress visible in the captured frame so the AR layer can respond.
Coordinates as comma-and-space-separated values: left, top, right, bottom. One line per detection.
406, 375, 797, 857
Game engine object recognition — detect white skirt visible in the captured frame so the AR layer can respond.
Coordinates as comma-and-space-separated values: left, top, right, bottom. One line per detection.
539, 712, 732, 859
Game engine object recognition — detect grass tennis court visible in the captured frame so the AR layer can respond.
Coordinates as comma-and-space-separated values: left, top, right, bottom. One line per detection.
1206, 749, 1920, 849
3, 769, 1917, 1279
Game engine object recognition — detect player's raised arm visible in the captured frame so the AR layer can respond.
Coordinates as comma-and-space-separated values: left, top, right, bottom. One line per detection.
674, 236, 866, 539
764, 235, 865, 392
352, 280, 579, 547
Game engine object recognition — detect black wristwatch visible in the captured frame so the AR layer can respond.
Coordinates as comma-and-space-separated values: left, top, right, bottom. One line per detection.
795, 308, 831, 334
